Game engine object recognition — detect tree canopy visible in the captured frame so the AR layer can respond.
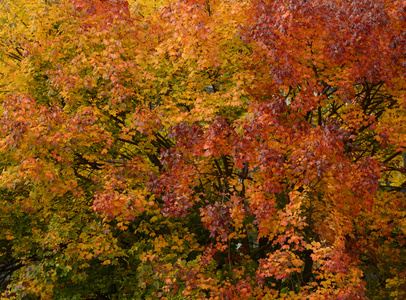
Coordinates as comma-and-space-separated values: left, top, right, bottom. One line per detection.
0, 0, 405, 299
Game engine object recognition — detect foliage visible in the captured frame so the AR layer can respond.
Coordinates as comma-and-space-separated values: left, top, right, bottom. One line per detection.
0, 0, 405, 299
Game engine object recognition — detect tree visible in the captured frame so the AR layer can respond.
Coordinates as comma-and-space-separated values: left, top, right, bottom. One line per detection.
0, 0, 405, 299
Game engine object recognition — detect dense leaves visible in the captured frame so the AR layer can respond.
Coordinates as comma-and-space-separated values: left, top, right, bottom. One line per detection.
0, 0, 405, 299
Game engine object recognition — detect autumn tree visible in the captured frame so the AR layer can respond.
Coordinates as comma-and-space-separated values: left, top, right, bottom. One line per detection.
0, 0, 405, 299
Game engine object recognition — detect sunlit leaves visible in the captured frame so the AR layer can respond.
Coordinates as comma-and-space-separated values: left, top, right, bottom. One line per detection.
0, 0, 405, 299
